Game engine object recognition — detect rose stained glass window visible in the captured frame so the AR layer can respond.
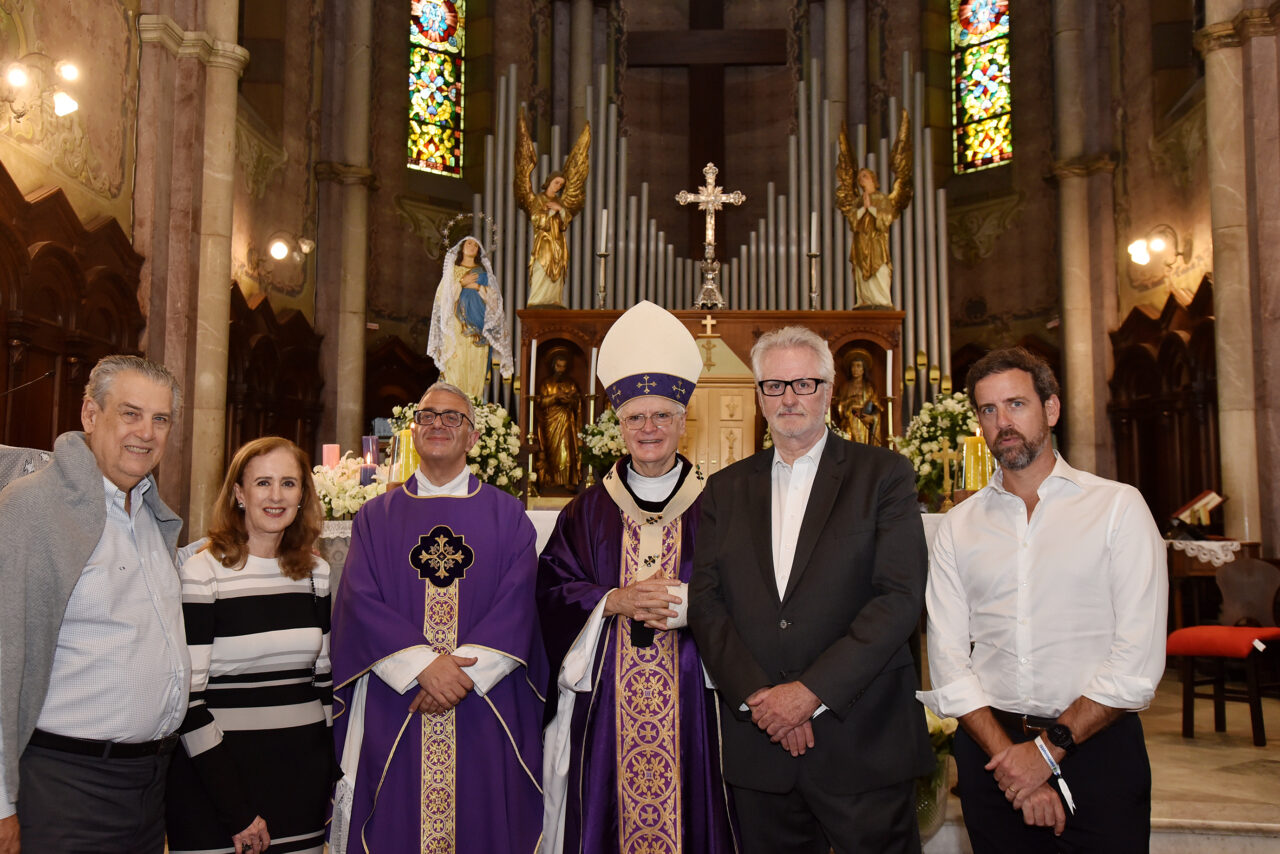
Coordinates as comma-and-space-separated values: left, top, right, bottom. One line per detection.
409, 0, 464, 176
951, 0, 1012, 173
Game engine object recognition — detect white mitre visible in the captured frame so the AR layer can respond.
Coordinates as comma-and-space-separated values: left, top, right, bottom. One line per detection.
597, 300, 703, 409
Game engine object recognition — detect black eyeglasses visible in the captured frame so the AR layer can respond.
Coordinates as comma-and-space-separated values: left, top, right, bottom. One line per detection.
757, 378, 825, 397
413, 408, 473, 428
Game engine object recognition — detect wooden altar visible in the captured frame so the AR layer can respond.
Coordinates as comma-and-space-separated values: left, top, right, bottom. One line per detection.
517, 309, 905, 488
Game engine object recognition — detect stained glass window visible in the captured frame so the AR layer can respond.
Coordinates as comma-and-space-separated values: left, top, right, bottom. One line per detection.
409, 0, 464, 176
951, 0, 1012, 173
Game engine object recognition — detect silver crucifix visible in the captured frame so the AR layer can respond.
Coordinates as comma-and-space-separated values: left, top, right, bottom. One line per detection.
676, 162, 745, 309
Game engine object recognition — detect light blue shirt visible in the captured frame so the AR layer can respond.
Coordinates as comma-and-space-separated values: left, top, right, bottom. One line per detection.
1, 477, 190, 817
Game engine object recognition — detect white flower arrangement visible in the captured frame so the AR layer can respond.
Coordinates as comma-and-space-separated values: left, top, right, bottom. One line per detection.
388, 403, 416, 434
312, 452, 385, 519
464, 397, 526, 497
892, 392, 979, 501
578, 408, 626, 472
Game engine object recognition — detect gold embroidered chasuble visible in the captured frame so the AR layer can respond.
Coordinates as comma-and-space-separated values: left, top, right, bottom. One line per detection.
602, 466, 704, 854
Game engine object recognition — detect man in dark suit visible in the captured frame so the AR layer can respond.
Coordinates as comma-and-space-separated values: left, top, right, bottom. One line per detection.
690, 325, 933, 854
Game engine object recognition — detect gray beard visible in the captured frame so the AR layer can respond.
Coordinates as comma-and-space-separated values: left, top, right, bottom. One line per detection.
992, 429, 1048, 471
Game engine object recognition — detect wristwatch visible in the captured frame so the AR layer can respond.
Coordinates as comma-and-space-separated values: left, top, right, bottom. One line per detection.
1047, 723, 1077, 756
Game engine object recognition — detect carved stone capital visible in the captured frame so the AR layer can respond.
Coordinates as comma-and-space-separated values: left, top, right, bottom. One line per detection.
1050, 153, 1115, 181
137, 14, 251, 76
235, 114, 288, 199
947, 192, 1025, 265
1195, 8, 1276, 55
314, 161, 376, 187
1149, 99, 1206, 190
394, 194, 458, 260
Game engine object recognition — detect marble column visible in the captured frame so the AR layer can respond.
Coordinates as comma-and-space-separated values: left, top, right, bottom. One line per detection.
334, 0, 374, 455
1052, 0, 1110, 476
824, 0, 848, 142
569, 0, 592, 135
187, 0, 248, 537
1197, 2, 1264, 541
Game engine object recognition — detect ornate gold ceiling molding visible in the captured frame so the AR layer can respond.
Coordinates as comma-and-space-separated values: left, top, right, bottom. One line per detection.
137, 14, 250, 75
1195, 8, 1276, 55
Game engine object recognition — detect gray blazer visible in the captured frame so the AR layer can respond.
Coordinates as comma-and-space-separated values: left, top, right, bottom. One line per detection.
0, 432, 182, 801
690, 431, 934, 795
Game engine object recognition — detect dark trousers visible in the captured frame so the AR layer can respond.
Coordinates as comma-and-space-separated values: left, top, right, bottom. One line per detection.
954, 713, 1151, 854
18, 742, 172, 854
732, 775, 921, 854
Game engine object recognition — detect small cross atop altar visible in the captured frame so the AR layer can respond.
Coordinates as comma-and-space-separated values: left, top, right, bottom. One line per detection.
676, 162, 744, 310
700, 314, 718, 336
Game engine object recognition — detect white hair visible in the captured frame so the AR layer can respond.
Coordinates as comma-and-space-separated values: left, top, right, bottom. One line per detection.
750, 326, 836, 383
84, 355, 182, 414
420, 381, 476, 425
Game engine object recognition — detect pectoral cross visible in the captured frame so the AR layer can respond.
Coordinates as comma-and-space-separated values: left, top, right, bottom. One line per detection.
676, 162, 745, 309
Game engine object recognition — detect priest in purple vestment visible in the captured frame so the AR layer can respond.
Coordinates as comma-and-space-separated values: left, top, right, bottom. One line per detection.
329, 381, 545, 854
537, 301, 738, 854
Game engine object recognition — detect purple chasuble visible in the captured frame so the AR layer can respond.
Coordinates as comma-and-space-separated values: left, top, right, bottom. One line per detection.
537, 458, 738, 854
332, 477, 545, 854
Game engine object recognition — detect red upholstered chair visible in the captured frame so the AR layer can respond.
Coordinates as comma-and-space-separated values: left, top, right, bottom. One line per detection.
1166, 558, 1280, 746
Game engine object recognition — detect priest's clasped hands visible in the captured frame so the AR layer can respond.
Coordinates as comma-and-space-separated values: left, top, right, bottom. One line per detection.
605, 578, 684, 629
747, 681, 821, 758
412, 654, 478, 714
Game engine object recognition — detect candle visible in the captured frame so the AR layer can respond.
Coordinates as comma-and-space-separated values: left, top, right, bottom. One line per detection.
599, 208, 609, 253
885, 349, 893, 394
810, 211, 819, 254
361, 435, 378, 465
962, 436, 985, 491
588, 346, 598, 396
529, 338, 538, 391
322, 444, 339, 469
359, 464, 376, 486
395, 428, 419, 482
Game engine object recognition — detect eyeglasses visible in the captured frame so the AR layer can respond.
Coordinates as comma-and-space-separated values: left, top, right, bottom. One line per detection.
620, 411, 677, 430
757, 378, 825, 396
413, 408, 473, 428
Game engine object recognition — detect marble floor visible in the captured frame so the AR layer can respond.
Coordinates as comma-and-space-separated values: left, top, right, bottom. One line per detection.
924, 667, 1280, 853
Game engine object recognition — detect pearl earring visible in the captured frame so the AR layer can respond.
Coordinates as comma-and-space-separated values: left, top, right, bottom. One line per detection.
237, 501, 244, 509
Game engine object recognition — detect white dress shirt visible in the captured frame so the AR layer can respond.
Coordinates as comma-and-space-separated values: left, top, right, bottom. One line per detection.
768, 431, 829, 718
370, 467, 519, 695
918, 453, 1168, 720
2, 477, 191, 818
770, 431, 829, 597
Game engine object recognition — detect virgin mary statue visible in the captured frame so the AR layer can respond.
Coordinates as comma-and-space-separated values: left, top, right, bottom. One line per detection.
427, 236, 514, 399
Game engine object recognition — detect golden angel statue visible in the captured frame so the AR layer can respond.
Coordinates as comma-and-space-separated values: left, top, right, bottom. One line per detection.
836, 110, 913, 308
514, 108, 591, 307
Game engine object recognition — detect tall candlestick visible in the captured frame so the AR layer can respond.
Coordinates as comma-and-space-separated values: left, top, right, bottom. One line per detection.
810, 210, 819, 254
529, 338, 538, 394
588, 346, 598, 397
885, 349, 893, 395
599, 208, 609, 253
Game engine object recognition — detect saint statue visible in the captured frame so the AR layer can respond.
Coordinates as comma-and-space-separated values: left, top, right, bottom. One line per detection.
833, 350, 883, 446
426, 233, 514, 399
836, 111, 913, 308
514, 108, 592, 308
535, 348, 583, 490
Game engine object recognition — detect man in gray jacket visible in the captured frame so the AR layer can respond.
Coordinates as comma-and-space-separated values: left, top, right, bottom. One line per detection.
0, 355, 187, 854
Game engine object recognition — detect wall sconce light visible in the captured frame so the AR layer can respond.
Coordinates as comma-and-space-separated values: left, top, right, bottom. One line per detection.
1127, 224, 1190, 267
2, 53, 79, 120
267, 232, 316, 263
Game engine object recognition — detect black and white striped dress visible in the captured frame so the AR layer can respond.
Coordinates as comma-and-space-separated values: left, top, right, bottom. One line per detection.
165, 549, 333, 854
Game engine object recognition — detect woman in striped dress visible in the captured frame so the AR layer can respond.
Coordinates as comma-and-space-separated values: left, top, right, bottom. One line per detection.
166, 437, 332, 854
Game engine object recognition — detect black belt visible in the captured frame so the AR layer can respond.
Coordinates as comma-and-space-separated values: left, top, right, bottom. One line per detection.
990, 708, 1058, 734
29, 728, 179, 759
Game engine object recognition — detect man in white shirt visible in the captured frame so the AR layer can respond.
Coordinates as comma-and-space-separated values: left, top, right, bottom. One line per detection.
691, 326, 933, 853
918, 347, 1167, 853
0, 355, 187, 854
329, 381, 545, 853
